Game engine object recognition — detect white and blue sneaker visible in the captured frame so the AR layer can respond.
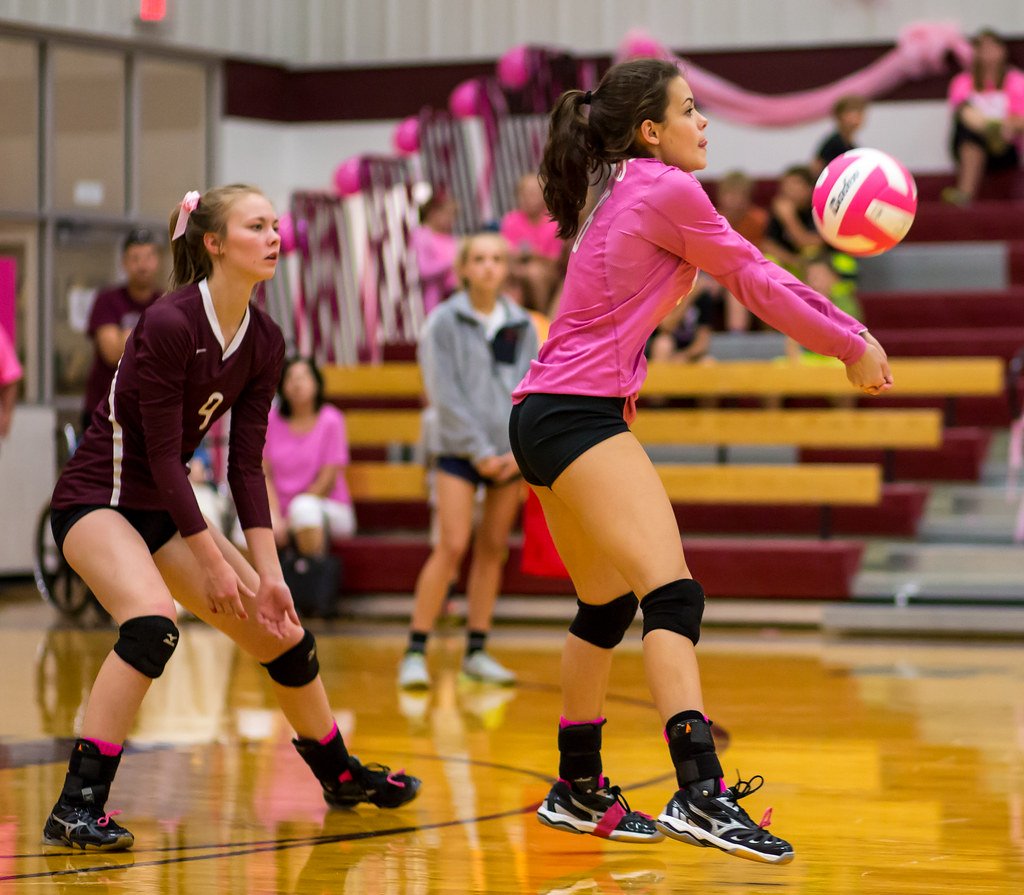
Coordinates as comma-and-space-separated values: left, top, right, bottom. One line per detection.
398, 651, 431, 690
460, 650, 516, 686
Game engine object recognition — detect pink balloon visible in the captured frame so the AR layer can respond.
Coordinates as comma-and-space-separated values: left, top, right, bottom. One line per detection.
448, 79, 483, 119
497, 44, 531, 90
393, 116, 420, 155
622, 31, 669, 61
276, 212, 295, 254
333, 157, 363, 196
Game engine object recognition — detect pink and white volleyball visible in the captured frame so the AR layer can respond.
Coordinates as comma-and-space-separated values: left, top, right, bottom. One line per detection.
449, 78, 483, 118
393, 116, 420, 155
812, 148, 918, 256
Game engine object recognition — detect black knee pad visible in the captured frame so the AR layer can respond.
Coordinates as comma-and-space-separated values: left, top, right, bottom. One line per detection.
262, 628, 319, 687
569, 593, 639, 649
640, 579, 705, 645
114, 615, 179, 678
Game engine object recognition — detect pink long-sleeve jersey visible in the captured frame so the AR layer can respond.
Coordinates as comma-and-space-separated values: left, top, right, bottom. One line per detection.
512, 157, 867, 410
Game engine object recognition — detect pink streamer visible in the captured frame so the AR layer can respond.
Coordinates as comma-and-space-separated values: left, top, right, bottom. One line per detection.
617, 22, 973, 127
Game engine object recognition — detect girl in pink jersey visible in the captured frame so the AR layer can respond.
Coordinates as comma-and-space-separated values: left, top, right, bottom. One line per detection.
944, 29, 1024, 206
511, 59, 891, 864
42, 185, 419, 853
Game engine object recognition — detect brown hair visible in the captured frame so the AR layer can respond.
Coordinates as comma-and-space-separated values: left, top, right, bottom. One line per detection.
168, 183, 266, 290
718, 170, 753, 196
540, 58, 681, 240
832, 94, 867, 119
277, 356, 325, 418
971, 29, 1008, 92
781, 165, 816, 187
418, 190, 453, 225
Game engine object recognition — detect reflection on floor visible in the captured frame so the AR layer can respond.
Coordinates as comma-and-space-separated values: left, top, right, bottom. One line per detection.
1, 597, 1023, 894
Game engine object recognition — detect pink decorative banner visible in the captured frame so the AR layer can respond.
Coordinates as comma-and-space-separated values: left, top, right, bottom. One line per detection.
617, 22, 973, 127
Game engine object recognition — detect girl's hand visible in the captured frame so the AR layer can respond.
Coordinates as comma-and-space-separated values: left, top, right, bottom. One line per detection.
861, 331, 894, 394
474, 456, 502, 478
845, 337, 893, 396
495, 452, 522, 483
254, 574, 300, 639
204, 555, 254, 619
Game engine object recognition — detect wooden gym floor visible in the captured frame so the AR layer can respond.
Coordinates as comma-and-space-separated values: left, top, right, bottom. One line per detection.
1, 596, 1023, 894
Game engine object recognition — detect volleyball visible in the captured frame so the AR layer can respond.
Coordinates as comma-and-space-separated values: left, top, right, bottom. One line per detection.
812, 148, 918, 256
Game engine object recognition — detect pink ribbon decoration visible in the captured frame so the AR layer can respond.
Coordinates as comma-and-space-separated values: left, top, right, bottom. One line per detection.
172, 190, 201, 240
617, 22, 972, 127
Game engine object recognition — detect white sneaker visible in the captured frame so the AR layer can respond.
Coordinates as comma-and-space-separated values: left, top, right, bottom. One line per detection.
461, 650, 517, 686
398, 651, 431, 690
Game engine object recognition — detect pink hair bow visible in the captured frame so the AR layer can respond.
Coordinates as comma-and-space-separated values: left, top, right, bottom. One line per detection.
172, 190, 201, 240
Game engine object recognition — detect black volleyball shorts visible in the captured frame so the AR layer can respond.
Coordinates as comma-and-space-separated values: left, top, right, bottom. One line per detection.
509, 393, 631, 488
50, 504, 179, 559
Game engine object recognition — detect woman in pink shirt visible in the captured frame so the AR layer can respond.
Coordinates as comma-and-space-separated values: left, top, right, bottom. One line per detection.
0, 324, 22, 441
510, 59, 891, 863
264, 357, 355, 557
501, 173, 564, 315
944, 29, 1024, 205
411, 193, 459, 314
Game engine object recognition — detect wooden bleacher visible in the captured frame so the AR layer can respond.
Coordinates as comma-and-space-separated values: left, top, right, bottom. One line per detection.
347, 460, 881, 506
346, 407, 943, 451
325, 357, 1004, 401
326, 356, 1004, 599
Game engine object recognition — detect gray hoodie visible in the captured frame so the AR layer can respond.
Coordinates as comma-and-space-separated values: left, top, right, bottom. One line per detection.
418, 291, 538, 463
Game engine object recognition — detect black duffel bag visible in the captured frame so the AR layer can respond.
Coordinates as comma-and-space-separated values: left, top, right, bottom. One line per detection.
280, 549, 342, 619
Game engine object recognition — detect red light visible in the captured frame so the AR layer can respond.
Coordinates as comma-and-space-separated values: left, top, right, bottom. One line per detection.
139, 0, 166, 22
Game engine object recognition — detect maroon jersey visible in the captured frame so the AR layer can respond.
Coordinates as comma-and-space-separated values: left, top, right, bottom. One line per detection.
83, 285, 160, 420
53, 280, 285, 538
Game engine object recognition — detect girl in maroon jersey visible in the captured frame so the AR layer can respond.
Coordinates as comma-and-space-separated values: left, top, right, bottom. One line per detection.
42, 184, 419, 852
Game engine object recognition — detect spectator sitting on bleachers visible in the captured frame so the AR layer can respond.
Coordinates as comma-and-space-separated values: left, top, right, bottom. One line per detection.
264, 357, 356, 557
762, 165, 825, 279
714, 170, 769, 331
0, 323, 22, 443
410, 192, 459, 314
645, 272, 715, 364
505, 274, 551, 344
785, 251, 862, 365
811, 94, 868, 176
501, 173, 563, 319
943, 29, 1024, 206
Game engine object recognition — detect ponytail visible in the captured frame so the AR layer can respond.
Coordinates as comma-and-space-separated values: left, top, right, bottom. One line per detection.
540, 59, 681, 241
541, 90, 598, 241
168, 183, 266, 290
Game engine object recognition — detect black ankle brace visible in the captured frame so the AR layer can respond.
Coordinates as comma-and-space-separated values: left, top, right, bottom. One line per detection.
60, 739, 122, 808
558, 719, 604, 793
292, 726, 351, 785
665, 711, 723, 790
